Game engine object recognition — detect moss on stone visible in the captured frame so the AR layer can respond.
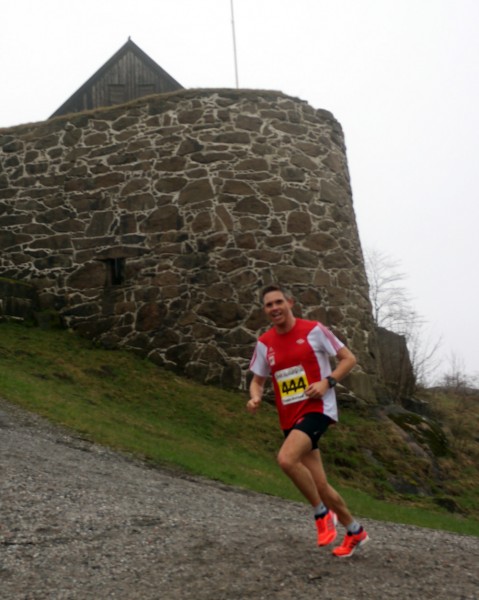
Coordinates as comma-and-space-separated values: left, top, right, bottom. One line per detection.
389, 411, 450, 457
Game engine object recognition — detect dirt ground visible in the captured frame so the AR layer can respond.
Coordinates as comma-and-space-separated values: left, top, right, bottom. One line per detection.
1, 397, 478, 600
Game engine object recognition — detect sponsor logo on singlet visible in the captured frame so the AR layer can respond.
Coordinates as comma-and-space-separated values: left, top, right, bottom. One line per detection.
275, 365, 309, 405
267, 346, 275, 366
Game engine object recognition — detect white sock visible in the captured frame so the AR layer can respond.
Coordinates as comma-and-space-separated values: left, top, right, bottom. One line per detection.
346, 520, 361, 534
314, 502, 328, 518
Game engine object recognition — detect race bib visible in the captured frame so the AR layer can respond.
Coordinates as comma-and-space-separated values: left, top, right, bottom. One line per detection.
275, 365, 309, 405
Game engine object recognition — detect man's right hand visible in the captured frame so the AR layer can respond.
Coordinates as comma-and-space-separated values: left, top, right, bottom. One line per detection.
246, 397, 261, 414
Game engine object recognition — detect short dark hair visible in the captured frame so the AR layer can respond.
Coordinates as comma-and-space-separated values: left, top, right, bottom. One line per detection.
261, 284, 292, 301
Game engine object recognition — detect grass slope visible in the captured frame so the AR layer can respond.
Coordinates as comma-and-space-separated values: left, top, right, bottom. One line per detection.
1, 321, 478, 536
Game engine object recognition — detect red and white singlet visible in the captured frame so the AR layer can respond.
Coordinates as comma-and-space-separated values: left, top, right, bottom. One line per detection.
249, 318, 344, 429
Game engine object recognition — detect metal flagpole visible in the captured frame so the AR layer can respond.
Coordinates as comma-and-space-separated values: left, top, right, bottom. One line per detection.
230, 0, 239, 88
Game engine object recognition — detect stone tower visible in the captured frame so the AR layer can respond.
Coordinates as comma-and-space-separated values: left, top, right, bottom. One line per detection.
0, 89, 378, 401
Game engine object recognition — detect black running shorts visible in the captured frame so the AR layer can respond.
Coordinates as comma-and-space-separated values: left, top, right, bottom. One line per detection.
283, 412, 333, 450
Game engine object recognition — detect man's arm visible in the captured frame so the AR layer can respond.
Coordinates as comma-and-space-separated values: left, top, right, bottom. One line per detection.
330, 346, 357, 382
306, 346, 357, 399
246, 374, 267, 413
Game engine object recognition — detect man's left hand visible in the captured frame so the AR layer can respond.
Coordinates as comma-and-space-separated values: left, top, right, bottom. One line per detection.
305, 379, 329, 399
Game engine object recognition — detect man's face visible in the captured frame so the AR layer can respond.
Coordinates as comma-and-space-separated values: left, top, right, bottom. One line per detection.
263, 290, 294, 328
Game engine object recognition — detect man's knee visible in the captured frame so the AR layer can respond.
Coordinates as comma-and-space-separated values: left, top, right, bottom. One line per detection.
277, 449, 297, 474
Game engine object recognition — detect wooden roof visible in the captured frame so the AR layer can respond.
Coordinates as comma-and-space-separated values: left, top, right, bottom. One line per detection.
50, 38, 183, 118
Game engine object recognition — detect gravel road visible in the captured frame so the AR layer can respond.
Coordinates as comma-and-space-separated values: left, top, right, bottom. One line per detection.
1, 398, 478, 600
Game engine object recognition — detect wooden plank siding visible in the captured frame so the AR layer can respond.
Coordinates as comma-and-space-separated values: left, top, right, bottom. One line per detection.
51, 38, 183, 118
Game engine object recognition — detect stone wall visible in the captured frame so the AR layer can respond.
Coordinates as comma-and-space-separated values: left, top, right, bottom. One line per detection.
0, 89, 378, 399
0, 277, 39, 322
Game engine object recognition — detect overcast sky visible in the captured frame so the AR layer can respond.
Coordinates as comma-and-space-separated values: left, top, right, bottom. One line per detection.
1, 0, 478, 382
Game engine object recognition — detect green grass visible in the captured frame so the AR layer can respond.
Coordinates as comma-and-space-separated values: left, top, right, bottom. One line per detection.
1, 320, 478, 537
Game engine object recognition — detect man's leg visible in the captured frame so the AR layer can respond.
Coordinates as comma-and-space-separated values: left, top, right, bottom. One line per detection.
301, 448, 353, 527
277, 431, 340, 546
276, 429, 321, 505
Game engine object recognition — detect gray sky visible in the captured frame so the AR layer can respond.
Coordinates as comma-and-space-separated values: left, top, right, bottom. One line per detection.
1, 0, 478, 381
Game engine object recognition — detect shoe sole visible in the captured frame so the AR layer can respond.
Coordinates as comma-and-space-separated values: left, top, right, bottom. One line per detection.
333, 534, 370, 558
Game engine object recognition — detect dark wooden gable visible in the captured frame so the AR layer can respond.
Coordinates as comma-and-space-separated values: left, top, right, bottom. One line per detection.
50, 38, 183, 117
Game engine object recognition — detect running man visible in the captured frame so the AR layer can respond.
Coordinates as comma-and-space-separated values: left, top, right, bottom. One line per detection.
247, 284, 369, 557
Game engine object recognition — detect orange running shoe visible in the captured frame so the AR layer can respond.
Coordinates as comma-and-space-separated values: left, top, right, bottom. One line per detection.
332, 528, 369, 558
315, 510, 338, 546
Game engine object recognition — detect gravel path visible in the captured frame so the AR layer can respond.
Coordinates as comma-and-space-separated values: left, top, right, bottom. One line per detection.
1, 398, 478, 600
